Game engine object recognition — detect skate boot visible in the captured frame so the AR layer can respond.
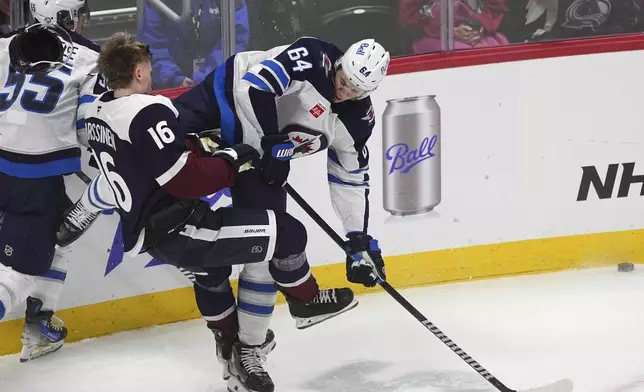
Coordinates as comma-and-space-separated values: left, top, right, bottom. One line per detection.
213, 328, 276, 381
227, 339, 275, 392
278, 284, 359, 330
56, 198, 100, 247
20, 297, 68, 363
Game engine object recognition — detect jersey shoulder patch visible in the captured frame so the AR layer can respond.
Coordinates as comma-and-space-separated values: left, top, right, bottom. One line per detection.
333, 97, 376, 139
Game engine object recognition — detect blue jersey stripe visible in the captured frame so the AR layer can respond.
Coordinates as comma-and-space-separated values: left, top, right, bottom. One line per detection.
0, 157, 81, 178
213, 62, 236, 146
78, 95, 96, 105
260, 60, 289, 89
43, 269, 67, 282
76, 119, 85, 130
328, 174, 368, 187
242, 73, 273, 93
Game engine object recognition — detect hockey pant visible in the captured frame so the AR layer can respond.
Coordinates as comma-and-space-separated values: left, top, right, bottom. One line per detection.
146, 193, 311, 346
0, 173, 73, 319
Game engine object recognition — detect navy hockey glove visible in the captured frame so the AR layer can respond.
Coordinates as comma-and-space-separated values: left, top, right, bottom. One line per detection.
259, 134, 294, 186
345, 232, 386, 287
212, 143, 259, 173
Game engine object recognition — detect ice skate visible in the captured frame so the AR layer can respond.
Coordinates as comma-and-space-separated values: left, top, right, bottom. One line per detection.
56, 198, 100, 247
226, 337, 276, 392
214, 328, 276, 381
20, 297, 67, 363
279, 286, 359, 330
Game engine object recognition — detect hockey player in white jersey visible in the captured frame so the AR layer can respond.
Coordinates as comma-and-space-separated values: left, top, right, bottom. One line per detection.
169, 36, 390, 392
0, 0, 107, 362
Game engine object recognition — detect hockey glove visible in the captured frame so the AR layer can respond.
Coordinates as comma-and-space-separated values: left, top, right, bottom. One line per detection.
185, 130, 224, 156
259, 134, 294, 186
344, 232, 386, 287
212, 143, 259, 173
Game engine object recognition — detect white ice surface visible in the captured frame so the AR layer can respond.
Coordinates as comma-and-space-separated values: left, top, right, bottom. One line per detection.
2, 267, 644, 392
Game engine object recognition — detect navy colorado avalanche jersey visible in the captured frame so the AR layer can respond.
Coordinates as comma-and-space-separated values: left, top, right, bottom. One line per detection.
85, 91, 189, 254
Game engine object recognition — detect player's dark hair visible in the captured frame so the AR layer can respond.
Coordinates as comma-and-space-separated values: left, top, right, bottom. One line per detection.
98, 32, 151, 90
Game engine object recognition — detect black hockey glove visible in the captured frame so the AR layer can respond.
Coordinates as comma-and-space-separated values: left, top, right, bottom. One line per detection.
344, 231, 386, 287
259, 134, 294, 186
212, 143, 259, 173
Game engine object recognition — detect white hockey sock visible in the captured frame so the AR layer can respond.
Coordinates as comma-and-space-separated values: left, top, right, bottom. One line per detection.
81, 172, 117, 214
237, 262, 277, 346
0, 263, 36, 320
31, 247, 70, 312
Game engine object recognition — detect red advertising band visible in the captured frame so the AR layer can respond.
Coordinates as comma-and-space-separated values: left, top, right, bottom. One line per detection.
153, 33, 644, 100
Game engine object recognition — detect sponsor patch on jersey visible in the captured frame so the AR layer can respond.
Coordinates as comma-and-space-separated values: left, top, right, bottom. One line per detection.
309, 101, 328, 119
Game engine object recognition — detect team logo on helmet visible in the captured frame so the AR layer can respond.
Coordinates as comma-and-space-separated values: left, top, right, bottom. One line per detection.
356, 42, 370, 56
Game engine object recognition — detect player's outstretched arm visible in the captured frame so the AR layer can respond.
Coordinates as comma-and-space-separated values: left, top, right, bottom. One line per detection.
132, 100, 258, 199
326, 101, 387, 288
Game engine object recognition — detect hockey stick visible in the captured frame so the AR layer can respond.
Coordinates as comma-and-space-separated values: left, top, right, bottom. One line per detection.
75, 171, 92, 185
282, 182, 573, 392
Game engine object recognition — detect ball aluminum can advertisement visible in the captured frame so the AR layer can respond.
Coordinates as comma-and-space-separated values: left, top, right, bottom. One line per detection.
382, 95, 441, 216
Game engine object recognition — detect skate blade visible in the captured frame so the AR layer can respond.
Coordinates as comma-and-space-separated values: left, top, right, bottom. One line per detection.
226, 374, 252, 392
19, 341, 64, 363
295, 299, 359, 330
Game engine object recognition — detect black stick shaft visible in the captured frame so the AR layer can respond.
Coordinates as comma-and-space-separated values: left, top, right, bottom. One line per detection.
75, 171, 92, 185
282, 182, 513, 392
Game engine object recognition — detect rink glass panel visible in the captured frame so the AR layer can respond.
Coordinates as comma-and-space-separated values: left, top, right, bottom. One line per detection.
5, 0, 644, 91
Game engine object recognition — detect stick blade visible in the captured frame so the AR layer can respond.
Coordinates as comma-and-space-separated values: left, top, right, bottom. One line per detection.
518, 379, 573, 392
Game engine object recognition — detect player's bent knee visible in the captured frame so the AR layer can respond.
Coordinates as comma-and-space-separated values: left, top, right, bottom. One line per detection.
273, 212, 307, 259
193, 266, 232, 291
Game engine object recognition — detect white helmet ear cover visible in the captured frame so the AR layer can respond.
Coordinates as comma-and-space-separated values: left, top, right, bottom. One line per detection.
339, 39, 391, 97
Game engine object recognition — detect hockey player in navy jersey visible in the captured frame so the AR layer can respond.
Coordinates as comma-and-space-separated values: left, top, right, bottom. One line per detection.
170, 36, 390, 392
77, 31, 371, 392
58, 33, 389, 391
0, 0, 107, 362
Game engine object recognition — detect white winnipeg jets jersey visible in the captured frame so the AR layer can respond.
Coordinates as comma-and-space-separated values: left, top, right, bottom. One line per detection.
225, 37, 375, 234
0, 28, 107, 178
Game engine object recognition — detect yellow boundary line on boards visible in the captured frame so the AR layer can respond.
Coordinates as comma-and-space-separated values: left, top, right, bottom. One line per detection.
1, 228, 643, 357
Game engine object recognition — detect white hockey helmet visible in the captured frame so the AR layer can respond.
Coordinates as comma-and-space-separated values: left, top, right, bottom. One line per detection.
337, 38, 390, 99
29, 0, 90, 31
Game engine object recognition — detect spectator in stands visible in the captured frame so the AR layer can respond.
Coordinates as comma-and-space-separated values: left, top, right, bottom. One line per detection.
138, 0, 250, 90
1, 0, 29, 34
399, 0, 509, 53
501, 0, 643, 43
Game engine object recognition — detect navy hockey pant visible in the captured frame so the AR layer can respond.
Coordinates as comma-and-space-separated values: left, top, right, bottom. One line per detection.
0, 173, 71, 276
171, 61, 313, 321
